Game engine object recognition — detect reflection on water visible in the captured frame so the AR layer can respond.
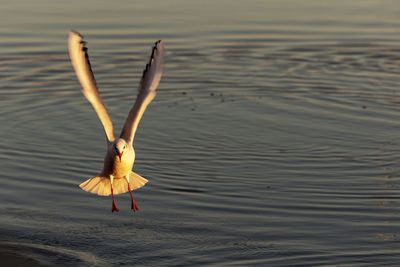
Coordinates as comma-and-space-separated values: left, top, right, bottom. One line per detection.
1, 0, 400, 266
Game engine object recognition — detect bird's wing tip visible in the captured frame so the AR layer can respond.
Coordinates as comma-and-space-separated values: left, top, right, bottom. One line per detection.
69, 30, 84, 43
155, 40, 164, 49
150, 40, 165, 61
69, 30, 81, 36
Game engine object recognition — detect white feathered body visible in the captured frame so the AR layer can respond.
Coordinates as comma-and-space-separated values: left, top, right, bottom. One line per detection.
102, 142, 135, 178
79, 143, 147, 196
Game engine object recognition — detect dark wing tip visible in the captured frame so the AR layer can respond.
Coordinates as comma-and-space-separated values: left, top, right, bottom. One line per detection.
143, 40, 163, 75
150, 40, 164, 57
70, 30, 83, 39
137, 40, 164, 95
69, 30, 87, 52
70, 31, 96, 81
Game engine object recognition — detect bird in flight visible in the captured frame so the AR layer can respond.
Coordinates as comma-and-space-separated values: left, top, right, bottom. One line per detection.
68, 31, 165, 212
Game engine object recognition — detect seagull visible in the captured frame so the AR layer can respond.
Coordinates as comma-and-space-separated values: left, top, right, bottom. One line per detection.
68, 31, 165, 212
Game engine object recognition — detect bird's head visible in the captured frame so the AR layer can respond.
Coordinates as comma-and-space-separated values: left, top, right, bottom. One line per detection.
114, 139, 127, 162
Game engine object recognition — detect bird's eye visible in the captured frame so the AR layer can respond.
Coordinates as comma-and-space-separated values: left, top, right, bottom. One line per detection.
123, 145, 126, 149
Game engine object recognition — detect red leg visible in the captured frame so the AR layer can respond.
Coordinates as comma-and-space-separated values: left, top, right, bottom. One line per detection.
128, 184, 139, 212
111, 187, 119, 212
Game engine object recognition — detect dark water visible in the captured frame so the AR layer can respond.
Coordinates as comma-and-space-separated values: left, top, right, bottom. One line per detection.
1, 0, 400, 266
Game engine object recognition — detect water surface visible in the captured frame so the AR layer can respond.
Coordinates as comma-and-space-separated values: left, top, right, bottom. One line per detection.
1, 0, 400, 266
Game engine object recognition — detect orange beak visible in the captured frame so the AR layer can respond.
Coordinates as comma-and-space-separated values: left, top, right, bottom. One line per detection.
117, 152, 123, 162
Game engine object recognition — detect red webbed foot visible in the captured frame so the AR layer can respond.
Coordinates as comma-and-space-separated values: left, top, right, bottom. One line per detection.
112, 201, 120, 212
111, 188, 119, 212
128, 184, 139, 212
131, 200, 139, 212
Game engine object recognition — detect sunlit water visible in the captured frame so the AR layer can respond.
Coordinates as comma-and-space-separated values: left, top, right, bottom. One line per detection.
1, 0, 400, 266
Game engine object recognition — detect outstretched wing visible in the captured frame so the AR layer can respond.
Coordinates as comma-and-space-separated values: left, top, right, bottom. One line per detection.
68, 31, 115, 143
120, 40, 165, 144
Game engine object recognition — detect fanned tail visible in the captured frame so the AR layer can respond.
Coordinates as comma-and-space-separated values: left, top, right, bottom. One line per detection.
79, 172, 148, 196
129, 171, 149, 190
79, 176, 111, 196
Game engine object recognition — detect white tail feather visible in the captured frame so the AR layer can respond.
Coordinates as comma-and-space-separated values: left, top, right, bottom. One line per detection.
79, 171, 148, 196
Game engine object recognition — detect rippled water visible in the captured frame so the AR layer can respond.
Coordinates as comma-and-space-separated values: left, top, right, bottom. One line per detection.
1, 0, 400, 266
